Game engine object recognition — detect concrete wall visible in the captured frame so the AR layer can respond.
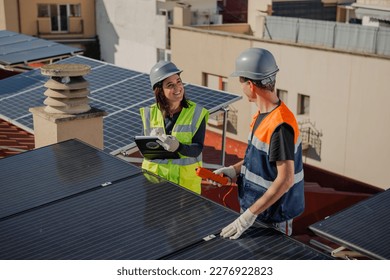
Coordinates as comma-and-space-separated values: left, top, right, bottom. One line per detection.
356, 0, 390, 7
96, 0, 218, 73
248, 0, 271, 36
30, 107, 105, 150
170, 26, 390, 190
96, 0, 166, 73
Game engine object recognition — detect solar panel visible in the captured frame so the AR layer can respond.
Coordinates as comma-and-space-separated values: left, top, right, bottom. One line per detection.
0, 139, 332, 260
0, 30, 82, 66
309, 189, 390, 259
163, 226, 332, 260
0, 55, 241, 154
0, 140, 141, 220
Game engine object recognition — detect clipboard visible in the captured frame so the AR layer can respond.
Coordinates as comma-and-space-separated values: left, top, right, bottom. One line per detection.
134, 136, 180, 160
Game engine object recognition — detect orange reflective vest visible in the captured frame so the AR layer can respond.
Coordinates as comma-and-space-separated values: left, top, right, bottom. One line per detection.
239, 101, 304, 223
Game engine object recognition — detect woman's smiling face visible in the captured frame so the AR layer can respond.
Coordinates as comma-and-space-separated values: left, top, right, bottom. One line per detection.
162, 74, 184, 104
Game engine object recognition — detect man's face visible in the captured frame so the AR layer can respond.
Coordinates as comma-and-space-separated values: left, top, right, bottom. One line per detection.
239, 77, 255, 102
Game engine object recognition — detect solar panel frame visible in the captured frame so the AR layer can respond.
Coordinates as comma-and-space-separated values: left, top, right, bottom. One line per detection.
309, 189, 390, 260
163, 226, 332, 260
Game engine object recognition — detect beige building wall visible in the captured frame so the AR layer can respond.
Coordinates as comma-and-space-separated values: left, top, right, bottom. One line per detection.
10, 0, 95, 37
170, 26, 390, 190
356, 0, 390, 7
30, 107, 106, 150
0, 0, 19, 32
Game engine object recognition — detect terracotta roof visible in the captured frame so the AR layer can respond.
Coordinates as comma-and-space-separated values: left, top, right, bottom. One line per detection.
0, 118, 35, 159
203, 130, 245, 166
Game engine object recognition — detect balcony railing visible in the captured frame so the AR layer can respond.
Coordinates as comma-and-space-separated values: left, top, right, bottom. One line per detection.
37, 17, 84, 35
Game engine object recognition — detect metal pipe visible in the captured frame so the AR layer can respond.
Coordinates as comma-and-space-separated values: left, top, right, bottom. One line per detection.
221, 107, 229, 167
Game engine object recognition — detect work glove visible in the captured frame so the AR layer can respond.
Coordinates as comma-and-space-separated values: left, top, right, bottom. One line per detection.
208, 165, 236, 186
220, 209, 257, 240
149, 128, 163, 137
156, 134, 180, 152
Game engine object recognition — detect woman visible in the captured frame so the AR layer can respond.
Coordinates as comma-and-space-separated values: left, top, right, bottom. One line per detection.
139, 61, 209, 194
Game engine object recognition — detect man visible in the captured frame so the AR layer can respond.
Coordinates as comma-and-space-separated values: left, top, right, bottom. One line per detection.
212, 48, 304, 239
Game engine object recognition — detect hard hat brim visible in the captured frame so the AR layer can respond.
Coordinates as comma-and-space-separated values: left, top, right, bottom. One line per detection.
156, 70, 183, 85
230, 69, 279, 80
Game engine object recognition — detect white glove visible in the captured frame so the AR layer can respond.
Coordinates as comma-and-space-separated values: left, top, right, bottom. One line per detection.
150, 128, 163, 136
220, 209, 257, 239
156, 134, 180, 152
214, 165, 237, 178
208, 165, 237, 187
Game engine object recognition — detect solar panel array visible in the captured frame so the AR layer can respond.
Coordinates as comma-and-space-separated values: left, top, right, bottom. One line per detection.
0, 139, 332, 260
309, 189, 390, 260
0, 30, 82, 66
0, 55, 241, 154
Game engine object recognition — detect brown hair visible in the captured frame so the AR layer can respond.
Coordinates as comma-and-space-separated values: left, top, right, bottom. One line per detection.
241, 77, 276, 92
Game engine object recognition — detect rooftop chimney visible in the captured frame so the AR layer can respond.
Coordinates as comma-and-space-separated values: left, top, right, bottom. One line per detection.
29, 64, 107, 149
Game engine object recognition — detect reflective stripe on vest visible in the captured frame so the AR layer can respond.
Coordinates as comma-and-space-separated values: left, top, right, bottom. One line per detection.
241, 165, 304, 189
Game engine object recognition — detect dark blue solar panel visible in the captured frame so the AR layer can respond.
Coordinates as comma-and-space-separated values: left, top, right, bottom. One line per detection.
0, 74, 44, 96
83, 64, 141, 91
184, 84, 241, 113
128, 97, 156, 113
0, 139, 141, 220
0, 31, 35, 44
0, 140, 332, 260
0, 30, 82, 65
309, 189, 390, 260
88, 99, 121, 115
92, 74, 153, 107
23, 68, 49, 81
0, 87, 45, 123
103, 111, 143, 153
12, 115, 33, 130
164, 226, 332, 260
56, 55, 105, 69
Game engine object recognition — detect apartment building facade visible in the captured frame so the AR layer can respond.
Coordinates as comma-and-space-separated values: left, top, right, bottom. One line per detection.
96, 0, 221, 73
170, 24, 390, 190
0, 0, 98, 58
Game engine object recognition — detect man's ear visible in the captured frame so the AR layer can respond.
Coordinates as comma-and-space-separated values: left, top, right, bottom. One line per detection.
248, 80, 255, 91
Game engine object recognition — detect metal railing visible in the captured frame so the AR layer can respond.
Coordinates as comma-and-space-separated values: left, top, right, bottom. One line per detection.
37, 17, 84, 35
264, 16, 390, 57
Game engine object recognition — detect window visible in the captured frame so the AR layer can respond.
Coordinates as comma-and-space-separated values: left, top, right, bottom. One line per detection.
203, 73, 227, 91
157, 49, 171, 62
277, 89, 288, 104
159, 9, 172, 24
297, 94, 310, 115
69, 5, 81, 17
38, 5, 49, 17
203, 73, 238, 134
37, 4, 81, 32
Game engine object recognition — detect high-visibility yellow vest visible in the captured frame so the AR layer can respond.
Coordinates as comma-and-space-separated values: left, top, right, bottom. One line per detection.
140, 100, 209, 194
